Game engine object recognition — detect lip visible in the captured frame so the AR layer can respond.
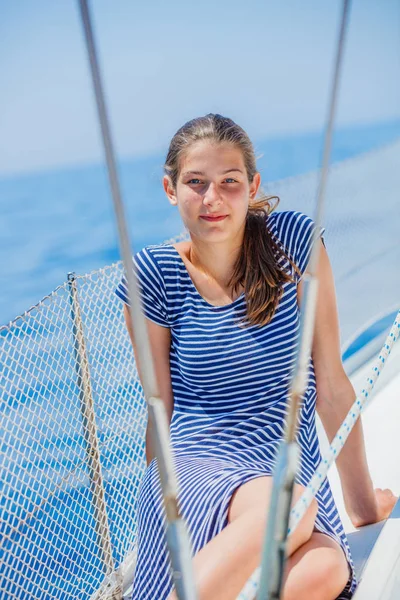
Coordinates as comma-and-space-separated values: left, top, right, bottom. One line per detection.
200, 215, 228, 221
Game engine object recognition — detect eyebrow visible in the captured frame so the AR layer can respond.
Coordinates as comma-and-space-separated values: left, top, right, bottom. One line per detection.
182, 168, 244, 177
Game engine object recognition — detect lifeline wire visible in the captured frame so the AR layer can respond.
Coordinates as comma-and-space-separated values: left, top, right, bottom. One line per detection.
77, 1, 197, 598
238, 308, 400, 600
252, 1, 353, 599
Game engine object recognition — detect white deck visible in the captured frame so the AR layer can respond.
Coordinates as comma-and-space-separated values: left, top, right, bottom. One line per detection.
318, 357, 400, 534
317, 343, 400, 598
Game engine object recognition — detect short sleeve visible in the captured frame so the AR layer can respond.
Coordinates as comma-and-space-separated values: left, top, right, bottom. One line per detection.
114, 247, 170, 328
272, 211, 326, 282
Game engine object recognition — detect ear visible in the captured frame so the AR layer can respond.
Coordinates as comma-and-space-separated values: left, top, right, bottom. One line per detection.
249, 172, 261, 200
163, 175, 178, 206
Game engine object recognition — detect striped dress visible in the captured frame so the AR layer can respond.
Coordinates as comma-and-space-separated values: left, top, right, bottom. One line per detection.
115, 210, 357, 599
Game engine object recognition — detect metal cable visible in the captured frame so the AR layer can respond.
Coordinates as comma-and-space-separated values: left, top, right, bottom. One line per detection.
241, 1, 353, 598
77, 1, 197, 598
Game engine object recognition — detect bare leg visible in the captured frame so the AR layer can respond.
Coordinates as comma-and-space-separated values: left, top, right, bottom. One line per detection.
168, 524, 348, 600
282, 532, 350, 600
167, 478, 349, 600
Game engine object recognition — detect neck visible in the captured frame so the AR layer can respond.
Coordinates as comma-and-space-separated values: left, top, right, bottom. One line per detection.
189, 235, 244, 289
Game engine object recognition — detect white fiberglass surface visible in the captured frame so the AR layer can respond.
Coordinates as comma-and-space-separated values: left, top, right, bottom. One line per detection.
317, 359, 400, 535
316, 343, 400, 595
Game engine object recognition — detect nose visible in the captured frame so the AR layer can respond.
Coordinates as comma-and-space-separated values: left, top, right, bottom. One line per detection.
203, 182, 222, 207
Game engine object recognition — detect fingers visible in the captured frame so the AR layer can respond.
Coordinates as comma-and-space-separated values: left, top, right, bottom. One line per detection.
374, 488, 398, 521
375, 487, 397, 498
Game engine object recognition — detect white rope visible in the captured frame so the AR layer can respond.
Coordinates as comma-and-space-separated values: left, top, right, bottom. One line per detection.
237, 308, 400, 600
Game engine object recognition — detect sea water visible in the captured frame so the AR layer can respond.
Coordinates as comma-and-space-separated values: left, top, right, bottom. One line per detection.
1, 119, 400, 599
1, 118, 400, 327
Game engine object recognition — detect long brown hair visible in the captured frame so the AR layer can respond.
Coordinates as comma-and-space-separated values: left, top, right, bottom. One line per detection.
164, 113, 297, 327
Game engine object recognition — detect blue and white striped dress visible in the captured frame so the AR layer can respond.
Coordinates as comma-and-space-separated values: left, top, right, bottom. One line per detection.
115, 210, 357, 599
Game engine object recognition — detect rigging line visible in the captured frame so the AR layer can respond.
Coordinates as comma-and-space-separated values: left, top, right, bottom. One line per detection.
309, 0, 352, 276
286, 0, 352, 444
76, 2, 197, 599
240, 1, 353, 599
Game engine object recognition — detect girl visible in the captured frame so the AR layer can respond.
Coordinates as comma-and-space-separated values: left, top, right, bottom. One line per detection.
115, 113, 396, 600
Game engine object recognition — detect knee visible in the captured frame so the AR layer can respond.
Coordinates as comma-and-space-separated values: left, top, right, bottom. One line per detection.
283, 540, 350, 600
310, 548, 350, 598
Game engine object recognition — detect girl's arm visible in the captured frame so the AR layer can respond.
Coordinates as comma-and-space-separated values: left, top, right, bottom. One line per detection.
123, 304, 174, 466
297, 241, 397, 527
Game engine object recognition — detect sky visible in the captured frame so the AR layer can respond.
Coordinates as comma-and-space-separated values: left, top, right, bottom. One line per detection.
0, 0, 399, 177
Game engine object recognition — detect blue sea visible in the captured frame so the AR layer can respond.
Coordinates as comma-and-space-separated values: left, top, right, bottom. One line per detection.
1, 118, 400, 327
1, 118, 400, 599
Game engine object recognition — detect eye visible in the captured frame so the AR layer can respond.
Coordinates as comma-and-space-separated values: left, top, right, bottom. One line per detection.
187, 178, 202, 185
224, 178, 238, 183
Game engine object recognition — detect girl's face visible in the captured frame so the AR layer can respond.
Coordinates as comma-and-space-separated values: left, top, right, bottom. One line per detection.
164, 141, 261, 243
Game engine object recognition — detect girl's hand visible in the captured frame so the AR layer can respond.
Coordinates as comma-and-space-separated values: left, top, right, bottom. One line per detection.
350, 488, 398, 529
374, 487, 398, 522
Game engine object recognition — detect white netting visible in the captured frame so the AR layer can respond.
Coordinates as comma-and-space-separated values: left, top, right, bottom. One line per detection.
0, 265, 145, 600
0, 140, 399, 599
266, 138, 400, 345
